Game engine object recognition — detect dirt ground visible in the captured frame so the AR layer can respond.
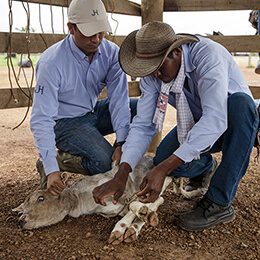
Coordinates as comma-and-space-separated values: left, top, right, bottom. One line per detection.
0, 66, 259, 259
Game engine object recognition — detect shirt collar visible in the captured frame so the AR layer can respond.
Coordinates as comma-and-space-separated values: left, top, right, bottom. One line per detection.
182, 44, 196, 74
68, 34, 101, 63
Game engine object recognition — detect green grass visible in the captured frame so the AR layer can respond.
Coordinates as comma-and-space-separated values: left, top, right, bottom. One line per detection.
246, 65, 255, 68
0, 53, 41, 67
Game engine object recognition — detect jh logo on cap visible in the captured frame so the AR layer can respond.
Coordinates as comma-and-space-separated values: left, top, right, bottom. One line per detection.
91, 10, 99, 16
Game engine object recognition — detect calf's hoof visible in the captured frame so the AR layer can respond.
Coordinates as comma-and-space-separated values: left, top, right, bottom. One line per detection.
148, 211, 159, 227
138, 205, 149, 222
108, 231, 124, 245
123, 227, 137, 243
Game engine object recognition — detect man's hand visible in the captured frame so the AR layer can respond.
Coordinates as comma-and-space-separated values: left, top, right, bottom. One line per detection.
92, 162, 131, 206
47, 171, 68, 196
111, 146, 122, 166
137, 166, 168, 203
137, 154, 184, 203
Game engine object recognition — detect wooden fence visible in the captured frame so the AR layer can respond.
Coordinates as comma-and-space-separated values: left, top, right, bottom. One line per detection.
1, 0, 260, 110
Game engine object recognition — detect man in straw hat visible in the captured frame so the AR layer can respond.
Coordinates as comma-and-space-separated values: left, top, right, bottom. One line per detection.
30, 0, 137, 196
93, 21, 260, 231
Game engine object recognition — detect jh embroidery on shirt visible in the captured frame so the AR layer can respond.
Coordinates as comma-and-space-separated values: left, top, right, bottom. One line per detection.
34, 85, 44, 95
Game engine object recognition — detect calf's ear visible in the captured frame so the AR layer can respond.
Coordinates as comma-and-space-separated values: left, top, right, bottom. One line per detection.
12, 203, 24, 212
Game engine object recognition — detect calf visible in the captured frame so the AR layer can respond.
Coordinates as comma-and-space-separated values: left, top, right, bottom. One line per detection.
13, 156, 204, 244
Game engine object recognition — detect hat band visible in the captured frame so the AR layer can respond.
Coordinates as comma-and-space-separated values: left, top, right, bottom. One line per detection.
135, 48, 167, 58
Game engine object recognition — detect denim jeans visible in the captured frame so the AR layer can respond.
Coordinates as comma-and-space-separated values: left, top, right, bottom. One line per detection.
54, 98, 138, 175
154, 93, 259, 206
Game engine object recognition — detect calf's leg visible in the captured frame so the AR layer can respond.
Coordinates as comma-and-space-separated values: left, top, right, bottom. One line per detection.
108, 210, 136, 245
123, 218, 145, 243
129, 197, 164, 226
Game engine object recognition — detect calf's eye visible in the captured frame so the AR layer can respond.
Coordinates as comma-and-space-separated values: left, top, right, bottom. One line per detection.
37, 196, 44, 202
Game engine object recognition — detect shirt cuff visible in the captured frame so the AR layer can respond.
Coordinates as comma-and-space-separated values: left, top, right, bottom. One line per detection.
115, 128, 129, 142
174, 142, 199, 163
42, 157, 60, 176
121, 148, 144, 171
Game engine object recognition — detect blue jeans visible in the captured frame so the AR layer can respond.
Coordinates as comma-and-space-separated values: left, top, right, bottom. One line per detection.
54, 98, 138, 175
154, 93, 259, 206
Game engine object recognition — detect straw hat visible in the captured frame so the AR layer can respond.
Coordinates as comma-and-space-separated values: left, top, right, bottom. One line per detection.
119, 21, 199, 77
68, 0, 112, 37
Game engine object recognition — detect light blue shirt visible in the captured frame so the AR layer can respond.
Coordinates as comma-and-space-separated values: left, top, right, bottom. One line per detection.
30, 34, 131, 175
121, 36, 258, 170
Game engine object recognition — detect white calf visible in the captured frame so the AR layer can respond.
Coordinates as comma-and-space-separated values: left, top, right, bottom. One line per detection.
13, 156, 171, 244
13, 156, 205, 244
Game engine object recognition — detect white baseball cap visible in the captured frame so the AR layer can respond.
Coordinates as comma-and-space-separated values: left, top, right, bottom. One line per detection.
68, 0, 112, 37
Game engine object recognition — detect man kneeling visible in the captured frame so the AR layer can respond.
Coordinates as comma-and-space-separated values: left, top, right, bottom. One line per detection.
93, 22, 260, 231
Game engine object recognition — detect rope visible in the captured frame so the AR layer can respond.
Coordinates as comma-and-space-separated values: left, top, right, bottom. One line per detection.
101, 191, 139, 218
38, 4, 48, 49
8, 0, 65, 130
17, 54, 23, 80
105, 0, 119, 45
7, 58, 18, 103
7, 0, 34, 130
7, 0, 17, 102
8, 0, 29, 98
13, 0, 35, 130
21, 0, 34, 93
38, 4, 44, 33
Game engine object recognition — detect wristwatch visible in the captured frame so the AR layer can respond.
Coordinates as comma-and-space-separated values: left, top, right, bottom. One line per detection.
113, 141, 125, 148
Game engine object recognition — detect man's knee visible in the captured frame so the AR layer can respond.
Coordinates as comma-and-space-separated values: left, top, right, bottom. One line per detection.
82, 155, 112, 175
228, 93, 258, 127
228, 92, 255, 112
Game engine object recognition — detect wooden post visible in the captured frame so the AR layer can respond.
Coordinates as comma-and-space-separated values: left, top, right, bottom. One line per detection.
248, 53, 252, 67
141, 0, 164, 154
141, 0, 164, 25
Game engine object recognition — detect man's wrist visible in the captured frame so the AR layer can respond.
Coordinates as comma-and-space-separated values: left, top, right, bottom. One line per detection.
117, 162, 131, 179
113, 141, 125, 148
157, 154, 184, 177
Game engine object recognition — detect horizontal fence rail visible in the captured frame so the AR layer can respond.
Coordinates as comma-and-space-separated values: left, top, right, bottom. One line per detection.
1, 33, 260, 53
0, 81, 141, 109
1, 82, 259, 110
12, 0, 141, 16
164, 0, 260, 11
13, 0, 260, 12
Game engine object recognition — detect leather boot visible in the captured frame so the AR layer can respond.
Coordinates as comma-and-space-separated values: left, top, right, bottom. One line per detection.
176, 196, 235, 231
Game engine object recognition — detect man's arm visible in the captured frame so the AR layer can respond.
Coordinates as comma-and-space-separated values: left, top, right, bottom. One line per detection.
120, 76, 160, 170
137, 154, 183, 203
31, 61, 66, 194
105, 45, 131, 143
31, 61, 60, 174
93, 76, 160, 205
92, 162, 131, 205
173, 41, 231, 163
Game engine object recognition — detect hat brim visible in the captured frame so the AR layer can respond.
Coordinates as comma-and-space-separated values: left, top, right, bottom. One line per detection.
77, 20, 112, 37
119, 31, 199, 77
